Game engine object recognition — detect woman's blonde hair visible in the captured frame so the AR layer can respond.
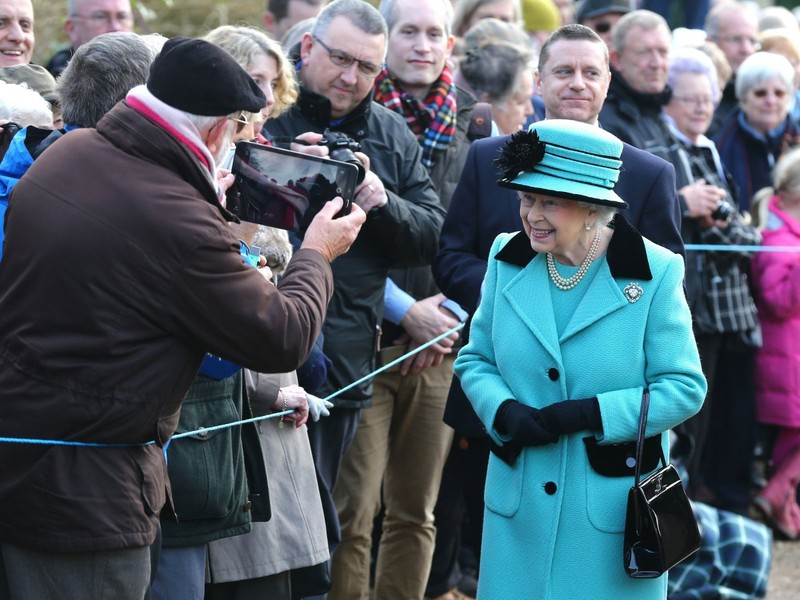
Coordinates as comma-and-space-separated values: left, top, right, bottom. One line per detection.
751, 147, 800, 228
204, 25, 298, 118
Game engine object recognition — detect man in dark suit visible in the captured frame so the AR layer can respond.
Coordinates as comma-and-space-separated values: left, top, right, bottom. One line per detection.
426, 24, 683, 597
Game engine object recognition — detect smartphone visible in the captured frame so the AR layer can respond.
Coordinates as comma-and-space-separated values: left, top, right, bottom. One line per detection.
227, 142, 358, 233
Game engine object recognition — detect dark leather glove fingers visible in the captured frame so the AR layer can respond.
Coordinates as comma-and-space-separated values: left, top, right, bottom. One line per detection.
539, 398, 601, 435
495, 400, 558, 447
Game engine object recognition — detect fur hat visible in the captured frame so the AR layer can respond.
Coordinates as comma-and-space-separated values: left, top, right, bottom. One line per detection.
147, 37, 266, 116
496, 119, 627, 208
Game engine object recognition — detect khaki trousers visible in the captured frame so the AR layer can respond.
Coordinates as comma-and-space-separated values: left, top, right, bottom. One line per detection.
330, 356, 455, 600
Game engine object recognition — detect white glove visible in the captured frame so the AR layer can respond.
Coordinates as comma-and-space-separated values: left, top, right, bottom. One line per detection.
307, 394, 333, 421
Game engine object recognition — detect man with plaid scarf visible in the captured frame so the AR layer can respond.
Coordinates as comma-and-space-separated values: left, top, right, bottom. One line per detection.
329, 1, 485, 598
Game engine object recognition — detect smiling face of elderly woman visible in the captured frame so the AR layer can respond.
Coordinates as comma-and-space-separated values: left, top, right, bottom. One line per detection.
518, 192, 599, 266
736, 52, 795, 136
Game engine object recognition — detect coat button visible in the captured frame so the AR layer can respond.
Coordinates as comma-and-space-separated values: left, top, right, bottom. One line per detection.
544, 481, 557, 495
548, 368, 559, 381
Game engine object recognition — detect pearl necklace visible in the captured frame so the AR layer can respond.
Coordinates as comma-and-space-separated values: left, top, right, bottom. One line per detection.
546, 227, 601, 291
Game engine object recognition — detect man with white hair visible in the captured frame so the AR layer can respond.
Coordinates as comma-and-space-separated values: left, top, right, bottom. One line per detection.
0, 36, 364, 600
46, 0, 134, 76
598, 9, 677, 162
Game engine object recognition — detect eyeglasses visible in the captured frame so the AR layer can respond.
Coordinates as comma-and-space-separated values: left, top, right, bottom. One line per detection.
71, 11, 134, 26
752, 88, 788, 99
229, 112, 250, 134
312, 35, 383, 78
673, 96, 714, 107
714, 34, 758, 48
594, 21, 612, 34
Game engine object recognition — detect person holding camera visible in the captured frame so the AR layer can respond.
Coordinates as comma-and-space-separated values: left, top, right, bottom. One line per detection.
263, 0, 445, 567
0, 37, 365, 600
663, 47, 762, 511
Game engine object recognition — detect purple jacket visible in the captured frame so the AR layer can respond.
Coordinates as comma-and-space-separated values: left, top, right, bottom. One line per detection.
751, 195, 800, 427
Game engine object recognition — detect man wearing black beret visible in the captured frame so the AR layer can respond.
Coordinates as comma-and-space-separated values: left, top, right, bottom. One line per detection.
0, 36, 366, 600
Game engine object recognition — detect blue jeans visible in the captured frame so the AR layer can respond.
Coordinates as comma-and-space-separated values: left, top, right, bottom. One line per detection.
149, 545, 207, 600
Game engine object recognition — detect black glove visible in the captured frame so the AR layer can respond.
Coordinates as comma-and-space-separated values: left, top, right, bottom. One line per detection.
538, 398, 601, 435
494, 400, 558, 447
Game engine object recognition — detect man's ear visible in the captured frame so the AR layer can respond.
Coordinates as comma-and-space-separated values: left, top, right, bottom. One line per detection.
299, 32, 315, 63
64, 18, 78, 46
444, 34, 456, 61
609, 49, 621, 71
262, 11, 276, 33
205, 118, 231, 157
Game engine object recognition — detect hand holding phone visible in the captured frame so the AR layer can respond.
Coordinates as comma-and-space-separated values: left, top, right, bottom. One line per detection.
226, 142, 358, 233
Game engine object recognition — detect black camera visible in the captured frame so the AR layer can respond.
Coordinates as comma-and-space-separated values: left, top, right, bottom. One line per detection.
319, 128, 365, 183
711, 199, 735, 223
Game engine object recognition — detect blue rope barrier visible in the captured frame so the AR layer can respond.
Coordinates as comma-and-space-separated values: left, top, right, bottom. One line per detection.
685, 244, 800, 253
0, 323, 466, 448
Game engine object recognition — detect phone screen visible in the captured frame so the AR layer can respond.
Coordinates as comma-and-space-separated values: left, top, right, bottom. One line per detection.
227, 142, 357, 233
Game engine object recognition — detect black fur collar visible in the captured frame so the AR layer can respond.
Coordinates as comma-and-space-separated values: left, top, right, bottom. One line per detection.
495, 213, 653, 280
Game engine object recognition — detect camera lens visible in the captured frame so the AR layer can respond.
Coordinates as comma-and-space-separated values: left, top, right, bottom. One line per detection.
711, 200, 735, 223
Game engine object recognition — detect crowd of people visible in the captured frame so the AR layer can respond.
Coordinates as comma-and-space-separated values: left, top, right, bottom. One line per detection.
1, 0, 800, 599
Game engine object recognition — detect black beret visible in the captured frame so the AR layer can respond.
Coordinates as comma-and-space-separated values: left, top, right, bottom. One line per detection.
147, 37, 266, 116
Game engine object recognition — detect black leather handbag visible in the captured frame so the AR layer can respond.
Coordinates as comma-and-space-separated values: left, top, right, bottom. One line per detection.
624, 389, 701, 578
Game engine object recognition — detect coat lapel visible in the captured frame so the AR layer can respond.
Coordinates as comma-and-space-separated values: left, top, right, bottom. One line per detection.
558, 264, 628, 344
502, 259, 563, 367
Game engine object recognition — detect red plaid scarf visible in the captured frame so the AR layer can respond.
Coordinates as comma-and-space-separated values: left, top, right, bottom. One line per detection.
373, 65, 458, 169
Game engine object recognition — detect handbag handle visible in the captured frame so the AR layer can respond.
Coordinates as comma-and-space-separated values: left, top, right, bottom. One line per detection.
633, 389, 666, 487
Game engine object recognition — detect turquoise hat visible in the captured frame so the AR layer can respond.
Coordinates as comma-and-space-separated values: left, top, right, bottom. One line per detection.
496, 119, 627, 208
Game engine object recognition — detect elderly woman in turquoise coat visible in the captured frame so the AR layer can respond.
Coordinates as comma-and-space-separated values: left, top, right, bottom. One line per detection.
454, 119, 706, 600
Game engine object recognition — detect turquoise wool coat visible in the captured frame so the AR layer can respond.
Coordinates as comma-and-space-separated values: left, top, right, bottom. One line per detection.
454, 215, 706, 600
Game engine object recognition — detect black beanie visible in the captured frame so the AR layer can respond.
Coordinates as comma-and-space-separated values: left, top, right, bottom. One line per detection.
147, 37, 266, 116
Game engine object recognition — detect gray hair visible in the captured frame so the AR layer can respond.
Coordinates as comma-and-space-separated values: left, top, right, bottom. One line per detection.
458, 41, 533, 101
668, 47, 721, 104
705, 1, 753, 40
57, 31, 153, 128
735, 51, 795, 102
380, 0, 454, 37
184, 113, 227, 133
281, 17, 316, 50
758, 6, 799, 33
312, 0, 387, 40
0, 81, 53, 128
68, 0, 132, 16
611, 9, 670, 55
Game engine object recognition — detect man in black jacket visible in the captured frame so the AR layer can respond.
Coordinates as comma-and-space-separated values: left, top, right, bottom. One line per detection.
329, 0, 481, 597
264, 0, 445, 561
599, 9, 677, 162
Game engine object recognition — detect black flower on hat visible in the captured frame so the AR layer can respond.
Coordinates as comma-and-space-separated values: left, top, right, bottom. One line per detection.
495, 129, 546, 181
